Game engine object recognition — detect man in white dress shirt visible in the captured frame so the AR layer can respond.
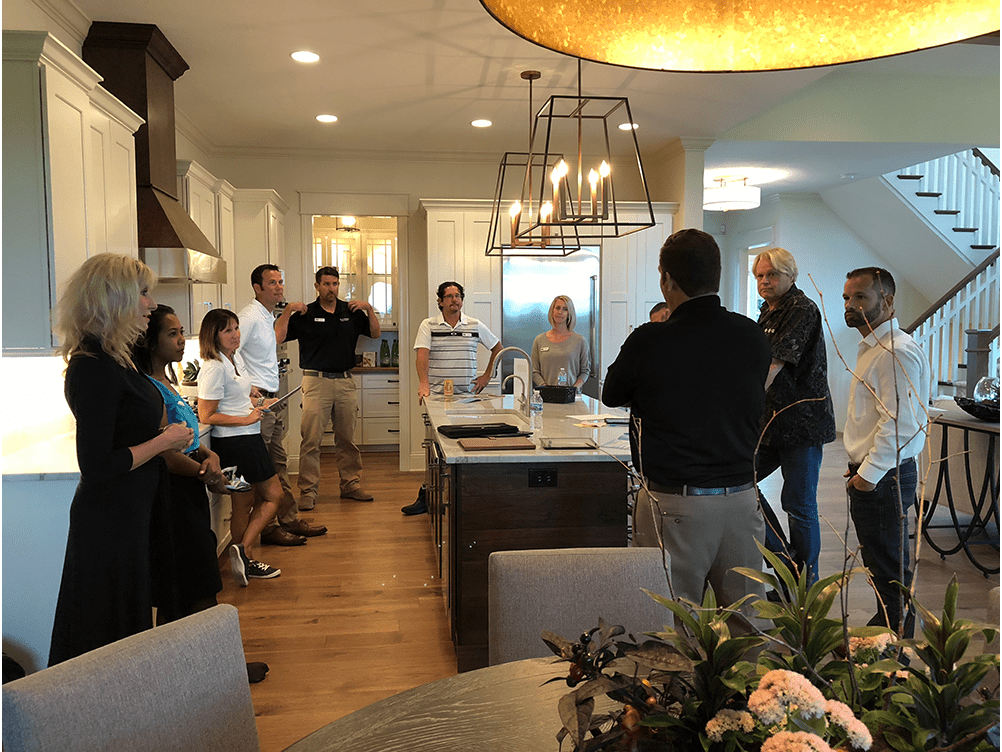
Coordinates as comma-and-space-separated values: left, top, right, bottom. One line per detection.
239, 264, 327, 544
843, 266, 929, 636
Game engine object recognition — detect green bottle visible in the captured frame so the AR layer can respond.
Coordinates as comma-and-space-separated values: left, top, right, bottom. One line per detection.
380, 339, 391, 367
391, 339, 399, 367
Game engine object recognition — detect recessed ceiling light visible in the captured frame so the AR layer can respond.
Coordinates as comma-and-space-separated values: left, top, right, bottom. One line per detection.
316, 114, 338, 124
291, 50, 320, 63
471, 119, 493, 128
619, 122, 639, 130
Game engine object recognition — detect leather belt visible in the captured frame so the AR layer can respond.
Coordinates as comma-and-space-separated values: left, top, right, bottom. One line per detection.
257, 389, 278, 398
647, 480, 755, 497
303, 369, 352, 379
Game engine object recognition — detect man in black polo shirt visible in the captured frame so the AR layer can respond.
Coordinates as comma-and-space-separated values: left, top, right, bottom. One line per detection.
283, 266, 380, 509
603, 229, 770, 625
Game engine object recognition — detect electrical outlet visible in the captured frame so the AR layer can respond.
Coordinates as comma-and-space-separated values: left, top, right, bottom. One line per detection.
528, 467, 558, 487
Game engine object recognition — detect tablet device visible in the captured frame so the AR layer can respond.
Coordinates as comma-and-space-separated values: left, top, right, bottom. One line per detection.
262, 385, 302, 411
540, 437, 597, 450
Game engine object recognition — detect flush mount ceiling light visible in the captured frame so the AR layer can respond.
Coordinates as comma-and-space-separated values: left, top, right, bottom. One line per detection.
479, 0, 997, 72
486, 63, 655, 257
703, 177, 761, 211
471, 119, 493, 128
291, 50, 320, 63
316, 114, 338, 123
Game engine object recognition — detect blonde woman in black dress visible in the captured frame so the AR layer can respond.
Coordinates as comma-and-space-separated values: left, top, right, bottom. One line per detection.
49, 254, 193, 665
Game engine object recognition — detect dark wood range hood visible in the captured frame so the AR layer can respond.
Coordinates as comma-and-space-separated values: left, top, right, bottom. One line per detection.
83, 22, 225, 284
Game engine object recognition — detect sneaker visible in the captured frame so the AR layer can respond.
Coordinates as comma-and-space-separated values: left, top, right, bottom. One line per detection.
222, 466, 251, 492
229, 543, 249, 587
247, 559, 281, 579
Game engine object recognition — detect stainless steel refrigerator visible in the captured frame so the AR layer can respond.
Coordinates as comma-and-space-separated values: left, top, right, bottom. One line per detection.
500, 248, 601, 399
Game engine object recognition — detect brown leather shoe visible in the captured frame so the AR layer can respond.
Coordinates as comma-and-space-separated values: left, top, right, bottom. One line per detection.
340, 487, 374, 501
260, 527, 306, 546
283, 518, 328, 537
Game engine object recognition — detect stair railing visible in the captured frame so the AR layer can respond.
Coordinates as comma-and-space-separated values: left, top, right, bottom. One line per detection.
897, 149, 1000, 253
904, 248, 999, 394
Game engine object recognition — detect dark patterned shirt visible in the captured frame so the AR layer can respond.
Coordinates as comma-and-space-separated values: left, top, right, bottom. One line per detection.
758, 285, 836, 447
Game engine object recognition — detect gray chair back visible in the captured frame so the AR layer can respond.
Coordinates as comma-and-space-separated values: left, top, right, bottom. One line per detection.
2, 604, 260, 752
488, 547, 673, 666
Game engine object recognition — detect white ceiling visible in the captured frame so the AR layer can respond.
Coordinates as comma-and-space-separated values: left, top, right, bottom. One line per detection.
70, 0, 1000, 198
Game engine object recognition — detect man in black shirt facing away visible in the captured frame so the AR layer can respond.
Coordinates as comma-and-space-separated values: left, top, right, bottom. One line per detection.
283, 266, 381, 509
603, 229, 771, 626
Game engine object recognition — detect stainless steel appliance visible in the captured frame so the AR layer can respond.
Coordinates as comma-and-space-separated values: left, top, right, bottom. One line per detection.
500, 248, 601, 399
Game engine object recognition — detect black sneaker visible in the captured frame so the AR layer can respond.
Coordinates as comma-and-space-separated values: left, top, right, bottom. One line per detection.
229, 544, 249, 587
247, 559, 281, 579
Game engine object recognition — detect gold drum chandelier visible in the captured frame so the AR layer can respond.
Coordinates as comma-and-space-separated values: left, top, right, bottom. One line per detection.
479, 0, 998, 72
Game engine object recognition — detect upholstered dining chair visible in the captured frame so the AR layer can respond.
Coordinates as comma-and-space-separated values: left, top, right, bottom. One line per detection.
488, 547, 673, 666
2, 604, 260, 752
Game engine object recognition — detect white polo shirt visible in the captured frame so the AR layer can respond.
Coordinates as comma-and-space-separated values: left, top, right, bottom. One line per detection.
198, 351, 259, 438
237, 299, 279, 393
413, 312, 499, 394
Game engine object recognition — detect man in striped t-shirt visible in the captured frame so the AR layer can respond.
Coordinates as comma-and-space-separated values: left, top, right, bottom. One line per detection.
414, 281, 502, 402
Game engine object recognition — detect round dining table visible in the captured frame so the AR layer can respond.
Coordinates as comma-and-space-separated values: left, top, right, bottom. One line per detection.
281, 657, 600, 751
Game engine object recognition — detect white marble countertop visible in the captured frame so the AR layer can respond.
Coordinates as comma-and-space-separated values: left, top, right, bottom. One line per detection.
423, 393, 632, 464
3, 421, 213, 482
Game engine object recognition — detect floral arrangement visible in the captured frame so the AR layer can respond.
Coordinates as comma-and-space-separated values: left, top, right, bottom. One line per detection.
543, 550, 999, 752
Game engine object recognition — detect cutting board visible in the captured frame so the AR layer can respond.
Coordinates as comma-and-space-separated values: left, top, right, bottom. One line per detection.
457, 436, 536, 451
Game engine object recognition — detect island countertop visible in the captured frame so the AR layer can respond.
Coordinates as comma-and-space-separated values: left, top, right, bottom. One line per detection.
422, 393, 631, 464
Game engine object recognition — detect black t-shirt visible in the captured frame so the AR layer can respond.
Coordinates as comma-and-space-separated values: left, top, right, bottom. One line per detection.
602, 295, 771, 488
285, 298, 371, 372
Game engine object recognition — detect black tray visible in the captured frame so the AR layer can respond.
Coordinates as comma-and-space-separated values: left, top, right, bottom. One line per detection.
437, 423, 522, 439
538, 385, 576, 403
954, 396, 1000, 423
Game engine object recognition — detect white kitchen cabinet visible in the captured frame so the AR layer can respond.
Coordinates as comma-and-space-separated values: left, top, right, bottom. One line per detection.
321, 371, 400, 447
600, 206, 675, 377
420, 199, 503, 377
178, 160, 222, 331
233, 189, 289, 313
215, 179, 236, 311
2, 31, 142, 354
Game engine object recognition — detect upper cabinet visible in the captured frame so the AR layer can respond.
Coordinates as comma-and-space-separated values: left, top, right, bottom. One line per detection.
232, 189, 289, 313
2, 31, 142, 355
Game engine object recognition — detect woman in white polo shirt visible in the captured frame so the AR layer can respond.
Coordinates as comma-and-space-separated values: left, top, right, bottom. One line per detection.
197, 308, 283, 587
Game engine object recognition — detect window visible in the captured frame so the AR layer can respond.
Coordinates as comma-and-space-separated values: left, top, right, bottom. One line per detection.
311, 216, 397, 326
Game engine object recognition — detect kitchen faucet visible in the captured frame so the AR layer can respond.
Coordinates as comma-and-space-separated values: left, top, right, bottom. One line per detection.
491, 346, 533, 419
501, 373, 528, 417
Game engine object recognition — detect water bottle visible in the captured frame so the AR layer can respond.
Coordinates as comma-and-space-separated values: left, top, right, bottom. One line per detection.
557, 367, 569, 387
529, 389, 544, 431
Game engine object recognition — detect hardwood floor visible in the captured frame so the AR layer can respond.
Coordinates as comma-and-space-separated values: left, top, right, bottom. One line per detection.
219, 446, 999, 752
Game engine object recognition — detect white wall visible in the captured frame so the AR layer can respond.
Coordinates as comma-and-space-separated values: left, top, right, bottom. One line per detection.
707, 193, 932, 431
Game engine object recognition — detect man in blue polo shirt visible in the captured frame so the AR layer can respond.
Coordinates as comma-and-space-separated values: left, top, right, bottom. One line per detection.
283, 266, 380, 510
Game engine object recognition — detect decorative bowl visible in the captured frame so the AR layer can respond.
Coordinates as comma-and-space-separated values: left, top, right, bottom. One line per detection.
954, 396, 1000, 422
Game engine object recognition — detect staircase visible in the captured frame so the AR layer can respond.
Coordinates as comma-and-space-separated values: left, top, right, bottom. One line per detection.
890, 148, 1000, 263
904, 248, 999, 397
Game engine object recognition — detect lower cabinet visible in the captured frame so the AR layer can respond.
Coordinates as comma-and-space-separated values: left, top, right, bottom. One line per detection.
320, 370, 401, 447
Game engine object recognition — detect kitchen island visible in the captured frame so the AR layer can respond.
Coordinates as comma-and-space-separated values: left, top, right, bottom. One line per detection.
422, 393, 633, 671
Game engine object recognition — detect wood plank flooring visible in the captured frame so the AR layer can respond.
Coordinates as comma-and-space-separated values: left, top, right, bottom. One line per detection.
218, 446, 999, 752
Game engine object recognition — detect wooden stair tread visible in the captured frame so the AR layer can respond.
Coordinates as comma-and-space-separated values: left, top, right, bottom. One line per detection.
952, 227, 978, 233
934, 209, 961, 215
916, 191, 942, 197
971, 244, 996, 250
897, 174, 924, 180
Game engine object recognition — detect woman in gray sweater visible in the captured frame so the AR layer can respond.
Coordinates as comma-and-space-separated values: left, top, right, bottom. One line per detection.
531, 295, 590, 388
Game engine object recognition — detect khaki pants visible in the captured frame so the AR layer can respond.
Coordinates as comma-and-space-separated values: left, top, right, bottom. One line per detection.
634, 485, 765, 625
260, 402, 298, 530
298, 374, 362, 502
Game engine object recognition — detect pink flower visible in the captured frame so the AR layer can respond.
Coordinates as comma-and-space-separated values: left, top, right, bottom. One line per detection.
749, 669, 826, 725
762, 730, 834, 752
824, 700, 872, 750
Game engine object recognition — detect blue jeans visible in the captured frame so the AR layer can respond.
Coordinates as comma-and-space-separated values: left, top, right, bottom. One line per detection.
756, 444, 823, 586
848, 458, 917, 637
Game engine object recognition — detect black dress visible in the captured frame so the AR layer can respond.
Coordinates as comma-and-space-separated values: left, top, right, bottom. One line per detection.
48, 341, 172, 666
